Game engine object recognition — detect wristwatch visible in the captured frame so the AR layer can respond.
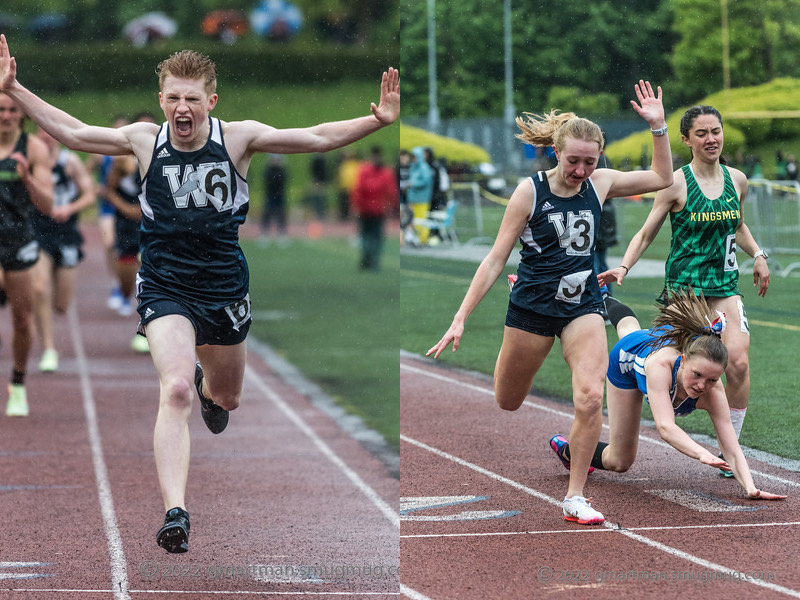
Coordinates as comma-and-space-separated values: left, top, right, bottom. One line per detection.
753, 249, 769, 260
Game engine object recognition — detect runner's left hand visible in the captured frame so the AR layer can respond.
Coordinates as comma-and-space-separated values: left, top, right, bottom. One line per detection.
748, 489, 787, 500
371, 67, 400, 125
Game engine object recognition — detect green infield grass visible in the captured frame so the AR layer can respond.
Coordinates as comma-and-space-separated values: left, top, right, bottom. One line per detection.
245, 235, 400, 452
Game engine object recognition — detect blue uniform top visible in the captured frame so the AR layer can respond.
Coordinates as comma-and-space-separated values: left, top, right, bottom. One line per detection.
509, 171, 603, 317
138, 117, 250, 307
607, 327, 699, 417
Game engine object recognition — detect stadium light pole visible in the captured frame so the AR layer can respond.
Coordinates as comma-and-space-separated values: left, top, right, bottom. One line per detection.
504, 0, 516, 172
721, 0, 730, 110
427, 0, 440, 132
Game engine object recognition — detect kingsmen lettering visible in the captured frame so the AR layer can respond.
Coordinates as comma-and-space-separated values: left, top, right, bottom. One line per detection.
689, 209, 740, 222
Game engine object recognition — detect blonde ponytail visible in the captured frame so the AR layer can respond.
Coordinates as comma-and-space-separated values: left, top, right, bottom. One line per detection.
515, 109, 604, 153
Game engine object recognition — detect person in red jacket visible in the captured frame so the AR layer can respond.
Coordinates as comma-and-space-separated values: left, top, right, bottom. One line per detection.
352, 146, 398, 270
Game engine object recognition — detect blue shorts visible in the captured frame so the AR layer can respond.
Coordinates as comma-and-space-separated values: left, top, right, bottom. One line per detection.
505, 300, 603, 338
98, 197, 116, 217
136, 288, 251, 346
606, 341, 643, 391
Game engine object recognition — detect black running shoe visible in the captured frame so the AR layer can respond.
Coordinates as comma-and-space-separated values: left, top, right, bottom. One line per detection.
195, 361, 229, 434
156, 507, 190, 553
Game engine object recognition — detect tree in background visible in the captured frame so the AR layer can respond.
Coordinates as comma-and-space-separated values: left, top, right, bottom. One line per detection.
671, 0, 800, 101
401, 0, 800, 119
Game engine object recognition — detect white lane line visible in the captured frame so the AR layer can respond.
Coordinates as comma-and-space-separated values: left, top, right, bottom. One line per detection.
68, 304, 130, 600
244, 368, 400, 529
0, 589, 399, 596
401, 361, 800, 487
400, 584, 435, 600
402, 520, 800, 538
401, 435, 800, 598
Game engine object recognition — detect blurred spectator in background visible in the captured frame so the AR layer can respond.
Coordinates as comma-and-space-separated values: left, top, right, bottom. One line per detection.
202, 10, 249, 45
260, 154, 289, 246
336, 149, 361, 221
250, 0, 302, 41
786, 154, 798, 181
424, 148, 450, 243
396, 148, 411, 204
123, 12, 177, 48
396, 150, 414, 246
351, 146, 397, 270
407, 146, 434, 245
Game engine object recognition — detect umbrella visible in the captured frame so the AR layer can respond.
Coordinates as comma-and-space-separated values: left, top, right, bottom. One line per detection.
123, 12, 177, 47
250, 0, 302, 40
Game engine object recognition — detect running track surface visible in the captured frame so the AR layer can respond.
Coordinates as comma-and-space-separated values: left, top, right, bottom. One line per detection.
0, 223, 399, 598
400, 353, 800, 600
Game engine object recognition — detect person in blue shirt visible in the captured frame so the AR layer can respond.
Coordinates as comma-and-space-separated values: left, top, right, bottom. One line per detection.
551, 288, 786, 502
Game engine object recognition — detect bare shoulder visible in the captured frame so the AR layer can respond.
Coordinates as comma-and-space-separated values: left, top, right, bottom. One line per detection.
221, 119, 274, 138
123, 121, 159, 157
25, 133, 49, 160
506, 177, 534, 214
646, 345, 680, 372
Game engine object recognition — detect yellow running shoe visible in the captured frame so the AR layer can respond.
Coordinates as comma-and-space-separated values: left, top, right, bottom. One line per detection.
6, 384, 29, 417
38, 349, 59, 372
131, 334, 150, 353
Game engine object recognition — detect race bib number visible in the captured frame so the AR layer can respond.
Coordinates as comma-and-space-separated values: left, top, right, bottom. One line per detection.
555, 270, 592, 304
724, 234, 738, 272
224, 294, 251, 331
548, 210, 595, 256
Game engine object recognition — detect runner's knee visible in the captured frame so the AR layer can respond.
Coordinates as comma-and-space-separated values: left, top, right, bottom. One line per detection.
161, 376, 194, 411
725, 352, 749, 386
572, 383, 604, 418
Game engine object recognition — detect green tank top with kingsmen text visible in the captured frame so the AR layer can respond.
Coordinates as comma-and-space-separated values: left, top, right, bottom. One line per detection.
664, 164, 741, 297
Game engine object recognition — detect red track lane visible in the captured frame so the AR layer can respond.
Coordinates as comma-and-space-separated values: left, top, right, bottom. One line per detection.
400, 355, 800, 600
0, 223, 399, 599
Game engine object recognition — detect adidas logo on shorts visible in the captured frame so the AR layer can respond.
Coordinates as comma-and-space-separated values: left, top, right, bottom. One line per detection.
144, 308, 155, 319
157, 147, 171, 159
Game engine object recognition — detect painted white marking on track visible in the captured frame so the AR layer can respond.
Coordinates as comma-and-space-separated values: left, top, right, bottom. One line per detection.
400, 496, 520, 521
401, 583, 435, 600
0, 589, 399, 596
401, 520, 800, 538
402, 435, 800, 598
0, 562, 54, 580
68, 304, 130, 600
245, 368, 400, 528
646, 489, 759, 512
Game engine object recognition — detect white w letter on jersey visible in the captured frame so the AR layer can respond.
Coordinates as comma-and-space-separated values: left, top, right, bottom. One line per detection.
548, 210, 595, 256
163, 162, 233, 212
